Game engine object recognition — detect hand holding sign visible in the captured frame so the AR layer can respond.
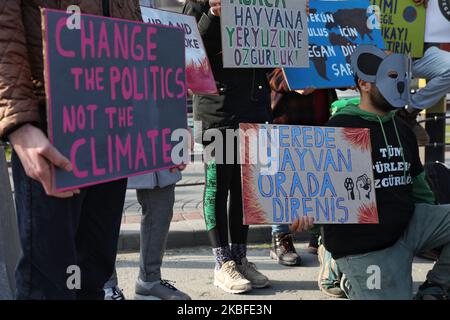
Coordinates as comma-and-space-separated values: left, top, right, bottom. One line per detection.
413, 0, 428, 8
8, 124, 80, 198
289, 216, 315, 233
210, 0, 221, 16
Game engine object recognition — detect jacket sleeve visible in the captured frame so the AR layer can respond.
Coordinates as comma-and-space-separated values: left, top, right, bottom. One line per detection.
412, 171, 436, 204
0, 0, 40, 139
183, 1, 222, 58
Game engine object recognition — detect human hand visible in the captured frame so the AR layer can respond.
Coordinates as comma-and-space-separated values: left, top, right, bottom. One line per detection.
209, 0, 221, 16
8, 124, 80, 198
289, 216, 315, 233
295, 88, 315, 95
170, 164, 186, 173
413, 0, 428, 7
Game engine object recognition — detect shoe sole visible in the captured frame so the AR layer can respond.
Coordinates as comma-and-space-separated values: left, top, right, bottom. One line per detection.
250, 280, 270, 289
134, 294, 162, 300
270, 250, 300, 266
213, 280, 252, 294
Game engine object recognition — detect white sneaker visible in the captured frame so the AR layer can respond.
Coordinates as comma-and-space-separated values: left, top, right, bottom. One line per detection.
237, 258, 269, 289
214, 261, 252, 294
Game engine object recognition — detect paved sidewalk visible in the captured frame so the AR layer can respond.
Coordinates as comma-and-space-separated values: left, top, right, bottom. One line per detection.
116, 244, 434, 300
118, 161, 278, 251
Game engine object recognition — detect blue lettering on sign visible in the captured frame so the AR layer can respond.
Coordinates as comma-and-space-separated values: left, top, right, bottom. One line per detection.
301, 197, 313, 217
258, 175, 274, 197
337, 197, 349, 223
316, 198, 330, 222
290, 198, 300, 221
307, 172, 319, 197
279, 125, 290, 147
275, 172, 287, 197
273, 198, 284, 223
320, 172, 337, 196
281, 148, 296, 171
289, 172, 307, 197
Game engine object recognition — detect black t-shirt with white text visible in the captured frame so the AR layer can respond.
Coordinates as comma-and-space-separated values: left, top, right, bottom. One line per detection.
323, 115, 423, 259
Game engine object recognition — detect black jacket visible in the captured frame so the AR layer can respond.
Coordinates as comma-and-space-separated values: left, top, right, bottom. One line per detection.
183, 0, 273, 144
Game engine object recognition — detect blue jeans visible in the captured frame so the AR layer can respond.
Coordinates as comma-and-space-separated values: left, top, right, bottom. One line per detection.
411, 47, 450, 109
335, 203, 450, 300
12, 152, 127, 300
272, 224, 290, 234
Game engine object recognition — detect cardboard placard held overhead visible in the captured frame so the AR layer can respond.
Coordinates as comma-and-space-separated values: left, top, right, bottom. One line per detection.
140, 6, 218, 95
42, 9, 188, 192
240, 123, 379, 225
220, 0, 309, 68
284, 0, 385, 90
371, 0, 426, 58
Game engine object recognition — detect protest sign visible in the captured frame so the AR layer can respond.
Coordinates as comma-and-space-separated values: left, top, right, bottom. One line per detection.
284, 0, 385, 90
42, 9, 188, 192
0, 146, 20, 299
220, 0, 309, 68
371, 0, 426, 58
240, 123, 379, 225
140, 6, 218, 95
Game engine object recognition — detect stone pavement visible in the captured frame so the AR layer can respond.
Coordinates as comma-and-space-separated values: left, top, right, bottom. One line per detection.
118, 159, 278, 251
115, 244, 434, 300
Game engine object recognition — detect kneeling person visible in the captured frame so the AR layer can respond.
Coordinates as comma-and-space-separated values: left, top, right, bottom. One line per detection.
320, 45, 450, 300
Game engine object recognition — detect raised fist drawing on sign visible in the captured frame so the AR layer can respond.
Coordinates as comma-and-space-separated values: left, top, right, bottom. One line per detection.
356, 174, 372, 200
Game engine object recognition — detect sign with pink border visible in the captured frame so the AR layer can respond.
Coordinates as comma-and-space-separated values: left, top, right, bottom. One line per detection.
141, 6, 218, 95
42, 9, 187, 192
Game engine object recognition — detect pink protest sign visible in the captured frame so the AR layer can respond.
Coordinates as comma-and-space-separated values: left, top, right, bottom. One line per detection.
240, 123, 379, 225
141, 6, 218, 95
42, 9, 188, 192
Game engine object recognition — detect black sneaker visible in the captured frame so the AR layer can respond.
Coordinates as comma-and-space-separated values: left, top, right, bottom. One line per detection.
104, 285, 126, 300
270, 232, 302, 266
415, 281, 448, 300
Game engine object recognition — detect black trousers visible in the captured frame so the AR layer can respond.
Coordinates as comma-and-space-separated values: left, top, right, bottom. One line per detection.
12, 152, 126, 300
203, 135, 249, 248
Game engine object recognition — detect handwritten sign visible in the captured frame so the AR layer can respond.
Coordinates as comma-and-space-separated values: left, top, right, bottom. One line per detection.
43, 10, 187, 192
240, 123, 379, 225
140, 6, 218, 95
284, 0, 385, 89
220, 0, 309, 68
371, 0, 425, 58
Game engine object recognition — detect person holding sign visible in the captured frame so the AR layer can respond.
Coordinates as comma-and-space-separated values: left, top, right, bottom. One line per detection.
184, 0, 271, 294
0, 1, 144, 300
267, 68, 346, 298
316, 45, 450, 300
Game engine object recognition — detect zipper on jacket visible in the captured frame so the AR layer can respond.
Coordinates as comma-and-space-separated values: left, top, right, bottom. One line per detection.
103, 0, 110, 17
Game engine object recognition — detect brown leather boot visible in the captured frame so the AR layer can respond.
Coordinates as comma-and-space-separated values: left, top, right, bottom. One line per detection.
270, 233, 302, 266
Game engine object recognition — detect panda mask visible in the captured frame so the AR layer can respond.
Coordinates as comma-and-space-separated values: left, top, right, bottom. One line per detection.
351, 45, 410, 108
